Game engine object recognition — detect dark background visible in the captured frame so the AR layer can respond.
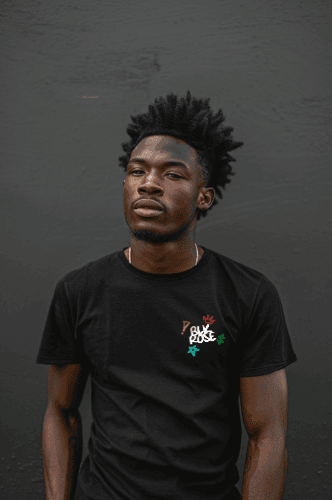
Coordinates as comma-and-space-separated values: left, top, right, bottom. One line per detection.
1, 0, 331, 498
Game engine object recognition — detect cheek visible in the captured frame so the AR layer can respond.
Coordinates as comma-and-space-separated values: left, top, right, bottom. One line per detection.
172, 198, 196, 219
174, 189, 196, 207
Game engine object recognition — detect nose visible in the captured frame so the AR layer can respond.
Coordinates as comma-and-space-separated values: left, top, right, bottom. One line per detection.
123, 178, 162, 191
138, 175, 163, 191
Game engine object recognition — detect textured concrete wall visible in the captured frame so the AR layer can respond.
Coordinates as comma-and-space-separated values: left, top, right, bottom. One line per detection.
1, 0, 331, 498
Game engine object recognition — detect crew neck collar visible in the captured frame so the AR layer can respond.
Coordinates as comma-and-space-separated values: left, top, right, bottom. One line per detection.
118, 245, 211, 281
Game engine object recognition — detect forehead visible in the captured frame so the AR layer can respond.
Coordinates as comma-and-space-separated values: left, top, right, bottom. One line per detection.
131, 135, 198, 164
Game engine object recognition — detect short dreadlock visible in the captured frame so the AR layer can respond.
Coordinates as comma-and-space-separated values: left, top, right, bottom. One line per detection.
119, 90, 244, 221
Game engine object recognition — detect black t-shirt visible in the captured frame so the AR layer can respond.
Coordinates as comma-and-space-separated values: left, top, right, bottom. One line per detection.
35, 246, 297, 500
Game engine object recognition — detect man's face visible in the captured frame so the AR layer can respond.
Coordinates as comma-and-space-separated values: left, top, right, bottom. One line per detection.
123, 135, 205, 244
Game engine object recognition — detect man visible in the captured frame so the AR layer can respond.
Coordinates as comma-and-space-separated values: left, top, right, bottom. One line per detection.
36, 90, 297, 500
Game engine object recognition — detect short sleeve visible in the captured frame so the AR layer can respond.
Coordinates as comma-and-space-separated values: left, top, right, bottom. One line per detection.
238, 276, 297, 377
35, 278, 87, 365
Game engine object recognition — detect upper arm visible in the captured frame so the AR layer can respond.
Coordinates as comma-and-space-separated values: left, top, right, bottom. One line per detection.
48, 363, 90, 413
240, 368, 288, 440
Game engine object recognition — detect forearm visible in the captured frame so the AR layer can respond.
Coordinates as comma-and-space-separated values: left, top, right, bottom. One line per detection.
42, 405, 83, 500
242, 434, 287, 500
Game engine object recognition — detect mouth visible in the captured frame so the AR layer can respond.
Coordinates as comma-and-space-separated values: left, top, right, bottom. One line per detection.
133, 208, 164, 218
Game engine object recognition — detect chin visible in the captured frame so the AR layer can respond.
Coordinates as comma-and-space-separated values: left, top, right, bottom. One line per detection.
130, 228, 174, 244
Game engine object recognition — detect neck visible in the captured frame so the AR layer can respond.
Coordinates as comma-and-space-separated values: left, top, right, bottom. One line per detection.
127, 241, 200, 274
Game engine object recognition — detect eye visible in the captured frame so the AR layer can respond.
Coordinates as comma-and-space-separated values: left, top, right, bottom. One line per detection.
131, 169, 182, 179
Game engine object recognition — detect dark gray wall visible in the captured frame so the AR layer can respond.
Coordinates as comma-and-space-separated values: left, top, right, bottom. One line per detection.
1, 0, 331, 498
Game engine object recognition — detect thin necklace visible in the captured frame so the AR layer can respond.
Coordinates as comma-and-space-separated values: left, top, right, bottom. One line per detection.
128, 243, 199, 266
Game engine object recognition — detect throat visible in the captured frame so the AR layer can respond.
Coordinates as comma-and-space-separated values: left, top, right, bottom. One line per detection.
124, 247, 203, 266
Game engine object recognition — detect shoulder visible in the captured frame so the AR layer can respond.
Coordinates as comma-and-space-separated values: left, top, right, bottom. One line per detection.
59, 253, 111, 294
211, 249, 267, 285
208, 250, 284, 308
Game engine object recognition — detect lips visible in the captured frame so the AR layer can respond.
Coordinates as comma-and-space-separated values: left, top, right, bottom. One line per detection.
134, 199, 164, 211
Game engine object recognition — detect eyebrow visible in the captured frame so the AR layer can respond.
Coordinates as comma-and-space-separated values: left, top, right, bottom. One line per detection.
128, 158, 190, 171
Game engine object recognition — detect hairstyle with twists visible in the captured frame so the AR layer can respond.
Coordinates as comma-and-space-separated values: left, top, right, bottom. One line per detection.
119, 89, 244, 221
